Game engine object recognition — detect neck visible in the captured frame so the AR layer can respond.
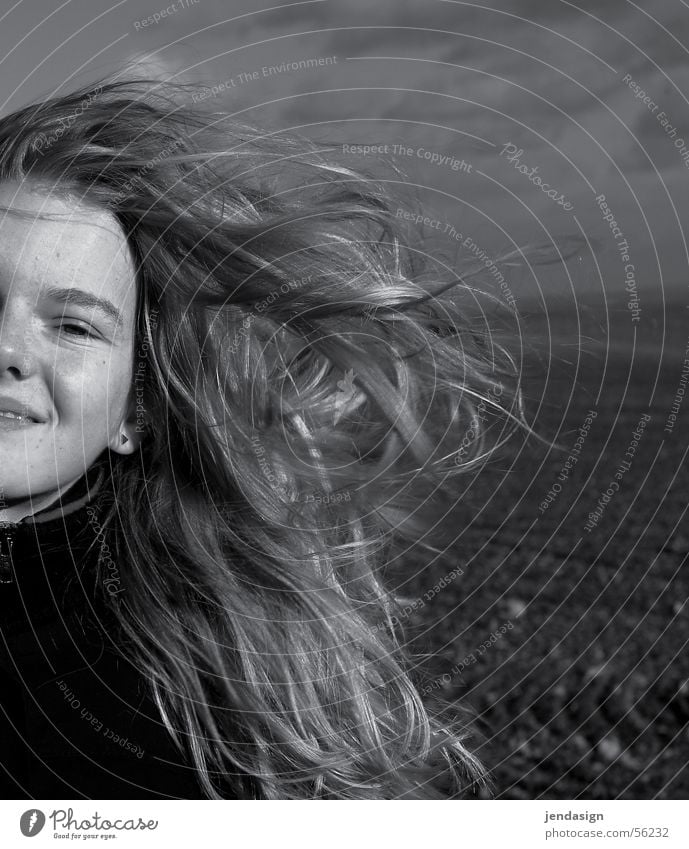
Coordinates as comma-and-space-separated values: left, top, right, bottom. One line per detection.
0, 477, 82, 524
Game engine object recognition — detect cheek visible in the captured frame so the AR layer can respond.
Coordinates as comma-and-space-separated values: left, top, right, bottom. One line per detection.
58, 356, 133, 431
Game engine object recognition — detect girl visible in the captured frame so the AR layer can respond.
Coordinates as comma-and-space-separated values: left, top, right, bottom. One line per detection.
0, 72, 528, 799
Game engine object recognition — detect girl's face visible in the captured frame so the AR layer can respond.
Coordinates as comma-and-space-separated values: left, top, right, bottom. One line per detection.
0, 181, 142, 505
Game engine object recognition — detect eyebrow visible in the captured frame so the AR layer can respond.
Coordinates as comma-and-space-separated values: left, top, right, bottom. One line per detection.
42, 285, 123, 327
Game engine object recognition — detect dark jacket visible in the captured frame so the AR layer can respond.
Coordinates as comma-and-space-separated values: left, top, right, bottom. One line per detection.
0, 462, 242, 799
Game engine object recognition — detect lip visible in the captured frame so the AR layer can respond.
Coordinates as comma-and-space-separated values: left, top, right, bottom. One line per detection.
0, 395, 46, 424
0, 414, 41, 430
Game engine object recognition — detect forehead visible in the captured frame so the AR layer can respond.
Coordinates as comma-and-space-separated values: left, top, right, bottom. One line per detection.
0, 180, 137, 305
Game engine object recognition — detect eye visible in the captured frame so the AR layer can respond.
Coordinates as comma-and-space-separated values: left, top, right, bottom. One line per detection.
57, 322, 98, 339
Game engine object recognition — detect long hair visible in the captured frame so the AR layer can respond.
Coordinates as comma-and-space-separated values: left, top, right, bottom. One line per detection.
0, 71, 534, 798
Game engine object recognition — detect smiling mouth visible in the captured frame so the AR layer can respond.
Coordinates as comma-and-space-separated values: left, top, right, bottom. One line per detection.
0, 410, 39, 423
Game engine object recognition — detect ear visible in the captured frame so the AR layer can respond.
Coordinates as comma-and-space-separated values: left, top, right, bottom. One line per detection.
109, 400, 144, 456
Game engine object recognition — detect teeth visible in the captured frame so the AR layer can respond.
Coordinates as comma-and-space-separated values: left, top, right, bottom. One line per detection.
0, 410, 31, 421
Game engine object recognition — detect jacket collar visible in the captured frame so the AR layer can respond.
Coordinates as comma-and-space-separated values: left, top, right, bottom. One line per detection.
0, 460, 109, 584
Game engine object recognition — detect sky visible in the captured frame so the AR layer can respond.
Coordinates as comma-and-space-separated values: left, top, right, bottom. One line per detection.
1, 0, 688, 330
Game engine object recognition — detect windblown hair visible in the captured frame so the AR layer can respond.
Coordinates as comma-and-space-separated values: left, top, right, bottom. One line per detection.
0, 71, 533, 798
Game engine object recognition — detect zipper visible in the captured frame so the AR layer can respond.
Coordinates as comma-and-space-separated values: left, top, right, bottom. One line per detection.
0, 467, 106, 585
0, 525, 15, 584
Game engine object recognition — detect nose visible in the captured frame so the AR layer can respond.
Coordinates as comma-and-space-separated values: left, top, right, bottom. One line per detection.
0, 306, 38, 378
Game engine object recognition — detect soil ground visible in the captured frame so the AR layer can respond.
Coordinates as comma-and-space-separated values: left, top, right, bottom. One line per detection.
400, 322, 689, 799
